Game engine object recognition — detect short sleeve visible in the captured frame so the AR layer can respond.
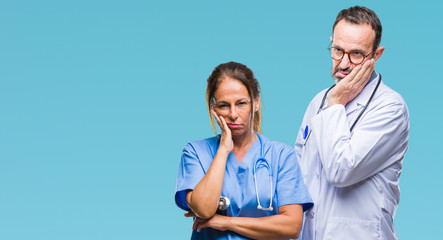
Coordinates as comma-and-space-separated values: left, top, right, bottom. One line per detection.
276, 146, 313, 212
175, 143, 206, 211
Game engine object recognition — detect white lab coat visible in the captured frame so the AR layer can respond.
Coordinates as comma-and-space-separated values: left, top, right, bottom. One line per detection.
295, 72, 409, 240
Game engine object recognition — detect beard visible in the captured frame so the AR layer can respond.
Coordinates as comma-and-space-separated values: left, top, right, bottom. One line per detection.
332, 66, 352, 83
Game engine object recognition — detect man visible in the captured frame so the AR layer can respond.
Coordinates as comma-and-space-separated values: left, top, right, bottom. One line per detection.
295, 6, 409, 240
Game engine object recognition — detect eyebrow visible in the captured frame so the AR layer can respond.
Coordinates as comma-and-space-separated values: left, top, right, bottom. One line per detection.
214, 100, 228, 105
332, 44, 365, 53
214, 98, 250, 104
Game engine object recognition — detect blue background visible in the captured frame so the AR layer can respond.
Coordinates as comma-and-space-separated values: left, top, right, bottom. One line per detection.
1, 0, 441, 239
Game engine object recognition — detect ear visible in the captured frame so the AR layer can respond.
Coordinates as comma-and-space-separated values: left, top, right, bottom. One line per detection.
254, 95, 260, 112
374, 46, 385, 62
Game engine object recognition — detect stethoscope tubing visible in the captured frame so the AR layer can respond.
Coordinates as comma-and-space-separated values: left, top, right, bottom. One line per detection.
318, 75, 382, 132
217, 133, 274, 212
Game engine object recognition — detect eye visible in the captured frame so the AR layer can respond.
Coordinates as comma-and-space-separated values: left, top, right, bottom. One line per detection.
238, 101, 248, 106
332, 47, 343, 54
217, 104, 229, 109
350, 52, 363, 57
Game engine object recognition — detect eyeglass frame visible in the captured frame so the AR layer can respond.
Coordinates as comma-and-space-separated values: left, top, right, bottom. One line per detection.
328, 41, 376, 65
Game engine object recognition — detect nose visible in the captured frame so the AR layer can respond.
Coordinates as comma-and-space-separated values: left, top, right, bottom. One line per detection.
228, 105, 239, 120
339, 53, 351, 69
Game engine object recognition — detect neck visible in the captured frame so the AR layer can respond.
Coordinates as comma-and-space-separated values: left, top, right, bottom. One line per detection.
232, 130, 257, 150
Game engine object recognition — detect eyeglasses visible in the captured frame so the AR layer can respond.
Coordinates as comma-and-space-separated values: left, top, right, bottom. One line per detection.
212, 98, 251, 114
328, 42, 375, 65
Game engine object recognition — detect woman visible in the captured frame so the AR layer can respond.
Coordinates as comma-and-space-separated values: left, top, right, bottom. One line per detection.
175, 62, 313, 239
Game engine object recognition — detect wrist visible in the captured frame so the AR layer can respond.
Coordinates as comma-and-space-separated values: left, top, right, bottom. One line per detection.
218, 146, 232, 156
327, 100, 342, 107
224, 216, 234, 232
327, 96, 346, 107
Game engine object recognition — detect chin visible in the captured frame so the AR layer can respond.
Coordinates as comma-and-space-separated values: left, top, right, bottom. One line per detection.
230, 129, 244, 135
331, 74, 341, 83
231, 129, 250, 137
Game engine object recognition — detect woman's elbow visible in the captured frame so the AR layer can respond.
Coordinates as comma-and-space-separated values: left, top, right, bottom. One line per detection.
280, 217, 302, 239
287, 223, 302, 239
187, 192, 217, 219
289, 230, 300, 239
194, 209, 217, 220
289, 232, 300, 240
278, 204, 303, 239
188, 202, 217, 219
277, 228, 300, 240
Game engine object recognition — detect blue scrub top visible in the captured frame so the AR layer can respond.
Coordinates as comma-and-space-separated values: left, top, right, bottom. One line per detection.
175, 133, 313, 240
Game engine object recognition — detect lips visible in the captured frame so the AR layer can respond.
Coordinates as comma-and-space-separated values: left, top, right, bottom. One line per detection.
336, 71, 350, 78
227, 123, 241, 129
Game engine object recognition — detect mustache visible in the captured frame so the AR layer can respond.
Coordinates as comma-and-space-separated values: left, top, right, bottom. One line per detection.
335, 66, 352, 73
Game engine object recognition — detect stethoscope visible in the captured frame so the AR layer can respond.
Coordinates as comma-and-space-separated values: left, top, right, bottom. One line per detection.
218, 133, 274, 212
302, 74, 381, 144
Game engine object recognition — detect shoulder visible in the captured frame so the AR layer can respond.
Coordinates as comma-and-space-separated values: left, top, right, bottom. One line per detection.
378, 82, 407, 104
259, 134, 296, 157
258, 134, 302, 173
183, 135, 219, 156
372, 81, 409, 116
304, 87, 333, 116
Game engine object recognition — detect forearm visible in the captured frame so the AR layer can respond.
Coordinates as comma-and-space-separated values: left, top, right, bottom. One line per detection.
188, 148, 230, 219
229, 213, 302, 239
227, 205, 303, 240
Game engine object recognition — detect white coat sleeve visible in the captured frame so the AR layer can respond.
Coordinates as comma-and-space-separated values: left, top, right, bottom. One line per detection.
310, 101, 409, 187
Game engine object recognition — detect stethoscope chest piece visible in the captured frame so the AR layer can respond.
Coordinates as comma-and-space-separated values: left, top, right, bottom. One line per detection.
218, 196, 230, 210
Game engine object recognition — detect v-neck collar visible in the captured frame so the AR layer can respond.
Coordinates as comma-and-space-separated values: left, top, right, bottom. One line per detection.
227, 133, 260, 176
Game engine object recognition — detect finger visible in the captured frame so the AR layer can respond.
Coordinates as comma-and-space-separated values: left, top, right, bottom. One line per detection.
355, 59, 375, 88
343, 64, 362, 83
362, 59, 375, 82
219, 115, 227, 129
211, 109, 223, 129
219, 116, 231, 135
211, 109, 221, 124
359, 58, 373, 77
197, 221, 208, 232
184, 211, 196, 218
347, 59, 371, 87
192, 220, 197, 230
192, 218, 200, 230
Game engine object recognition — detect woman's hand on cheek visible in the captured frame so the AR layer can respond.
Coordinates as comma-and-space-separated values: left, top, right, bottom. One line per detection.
211, 109, 233, 154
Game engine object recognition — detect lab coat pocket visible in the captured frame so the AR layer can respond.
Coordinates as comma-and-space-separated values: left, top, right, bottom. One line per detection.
324, 217, 381, 240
